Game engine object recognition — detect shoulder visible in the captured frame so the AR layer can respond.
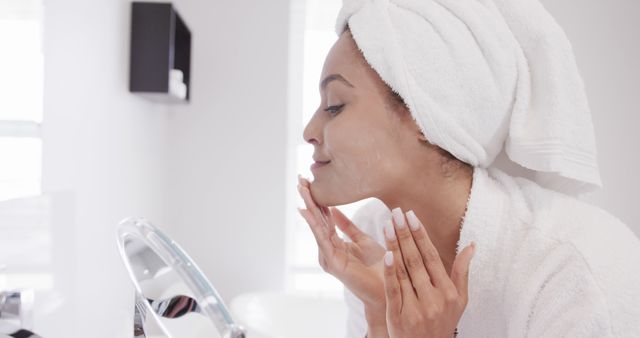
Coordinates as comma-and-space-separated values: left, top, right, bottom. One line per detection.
513, 177, 640, 261
508, 178, 640, 336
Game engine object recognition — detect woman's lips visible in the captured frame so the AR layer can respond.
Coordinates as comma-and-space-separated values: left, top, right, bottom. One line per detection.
311, 161, 331, 171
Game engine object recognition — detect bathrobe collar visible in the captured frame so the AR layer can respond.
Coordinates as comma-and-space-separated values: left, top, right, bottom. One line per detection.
456, 166, 533, 287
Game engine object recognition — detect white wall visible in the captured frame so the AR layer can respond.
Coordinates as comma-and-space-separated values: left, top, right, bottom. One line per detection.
540, 0, 640, 234
164, 0, 290, 300
39, 0, 291, 335
41, 0, 172, 336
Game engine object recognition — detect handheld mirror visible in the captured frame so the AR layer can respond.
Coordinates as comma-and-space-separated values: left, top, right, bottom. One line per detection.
116, 217, 246, 338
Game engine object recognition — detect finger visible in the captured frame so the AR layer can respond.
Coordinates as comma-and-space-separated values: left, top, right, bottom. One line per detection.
298, 204, 343, 252
298, 174, 311, 188
297, 183, 320, 218
405, 210, 454, 289
297, 207, 326, 245
382, 251, 402, 316
390, 208, 433, 297
328, 207, 366, 242
299, 185, 332, 235
450, 241, 476, 307
384, 218, 420, 304
321, 206, 339, 240
325, 207, 346, 250
296, 176, 320, 218
318, 251, 327, 271
297, 207, 335, 256
297, 184, 330, 231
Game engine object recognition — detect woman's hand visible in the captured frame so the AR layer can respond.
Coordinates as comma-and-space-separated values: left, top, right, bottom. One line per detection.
382, 208, 476, 338
296, 176, 387, 312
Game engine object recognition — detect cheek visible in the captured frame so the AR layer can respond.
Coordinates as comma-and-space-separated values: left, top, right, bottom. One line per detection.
325, 123, 400, 193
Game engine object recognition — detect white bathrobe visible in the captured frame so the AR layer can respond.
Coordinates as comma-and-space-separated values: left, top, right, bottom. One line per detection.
344, 167, 640, 337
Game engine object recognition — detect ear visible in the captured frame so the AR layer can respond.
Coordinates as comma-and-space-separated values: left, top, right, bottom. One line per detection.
413, 123, 428, 142
402, 112, 429, 143
417, 130, 428, 142
407, 117, 429, 142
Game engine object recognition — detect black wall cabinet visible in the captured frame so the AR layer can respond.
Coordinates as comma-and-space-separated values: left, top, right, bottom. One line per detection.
129, 2, 192, 103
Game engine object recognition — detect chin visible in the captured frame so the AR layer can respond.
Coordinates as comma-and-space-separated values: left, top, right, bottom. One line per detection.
309, 180, 363, 207
308, 181, 333, 206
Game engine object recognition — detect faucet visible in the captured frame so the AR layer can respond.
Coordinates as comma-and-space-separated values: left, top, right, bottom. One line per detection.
0, 289, 43, 337
0, 265, 44, 337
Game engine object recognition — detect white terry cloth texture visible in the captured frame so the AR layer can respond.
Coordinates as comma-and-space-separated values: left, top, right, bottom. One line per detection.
334, 0, 602, 196
343, 167, 640, 338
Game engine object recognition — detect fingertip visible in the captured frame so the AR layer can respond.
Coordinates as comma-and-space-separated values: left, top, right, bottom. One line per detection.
405, 209, 422, 231
384, 251, 394, 267
383, 219, 397, 241
330, 207, 348, 222
297, 207, 309, 219
453, 243, 476, 270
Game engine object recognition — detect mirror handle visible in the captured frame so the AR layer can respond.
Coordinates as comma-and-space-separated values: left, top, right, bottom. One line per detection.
133, 293, 147, 338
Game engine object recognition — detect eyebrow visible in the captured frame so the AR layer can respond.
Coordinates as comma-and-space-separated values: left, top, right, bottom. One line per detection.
320, 74, 355, 91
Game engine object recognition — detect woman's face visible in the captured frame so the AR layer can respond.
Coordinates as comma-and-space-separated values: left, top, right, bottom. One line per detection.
303, 30, 428, 206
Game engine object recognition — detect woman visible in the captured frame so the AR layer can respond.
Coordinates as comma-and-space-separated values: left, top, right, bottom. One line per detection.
297, 0, 640, 337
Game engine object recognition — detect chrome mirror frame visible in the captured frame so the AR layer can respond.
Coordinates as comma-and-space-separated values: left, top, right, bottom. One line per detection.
116, 217, 246, 338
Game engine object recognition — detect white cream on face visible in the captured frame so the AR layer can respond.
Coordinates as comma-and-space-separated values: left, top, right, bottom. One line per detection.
306, 31, 418, 206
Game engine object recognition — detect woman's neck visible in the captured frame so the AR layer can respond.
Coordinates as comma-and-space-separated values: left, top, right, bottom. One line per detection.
380, 167, 473, 276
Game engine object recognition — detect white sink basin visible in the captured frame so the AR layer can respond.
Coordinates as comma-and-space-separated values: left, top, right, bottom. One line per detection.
230, 291, 347, 338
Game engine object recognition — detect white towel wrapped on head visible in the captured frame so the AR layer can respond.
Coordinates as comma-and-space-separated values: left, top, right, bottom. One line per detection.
335, 0, 601, 196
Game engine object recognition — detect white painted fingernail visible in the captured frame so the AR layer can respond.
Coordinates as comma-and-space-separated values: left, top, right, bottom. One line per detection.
392, 207, 405, 228
406, 210, 421, 231
384, 219, 396, 240
384, 251, 394, 266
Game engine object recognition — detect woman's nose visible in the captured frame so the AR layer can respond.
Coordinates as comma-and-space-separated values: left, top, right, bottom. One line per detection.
303, 113, 323, 145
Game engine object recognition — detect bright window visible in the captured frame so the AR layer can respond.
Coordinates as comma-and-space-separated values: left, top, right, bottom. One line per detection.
0, 0, 44, 202
0, 0, 51, 294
